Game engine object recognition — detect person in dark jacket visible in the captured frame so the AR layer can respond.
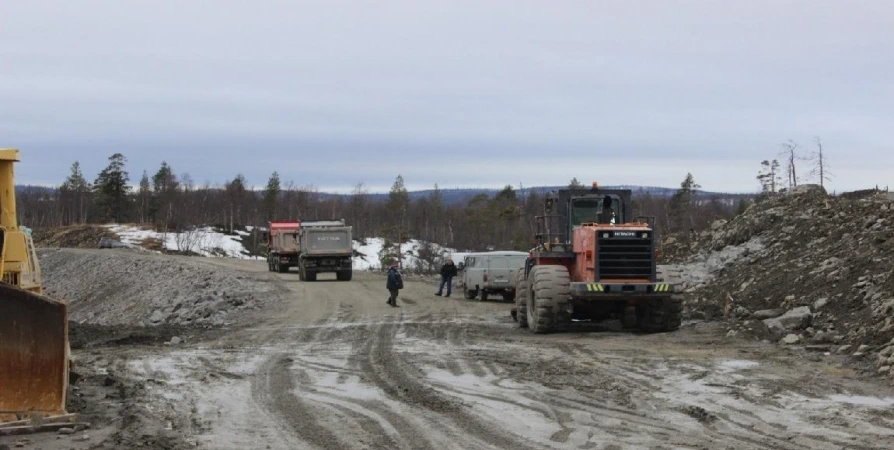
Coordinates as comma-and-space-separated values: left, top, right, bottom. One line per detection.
386, 263, 403, 307
435, 259, 458, 297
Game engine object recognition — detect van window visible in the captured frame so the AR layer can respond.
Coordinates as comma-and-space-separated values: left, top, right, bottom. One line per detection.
488, 257, 510, 269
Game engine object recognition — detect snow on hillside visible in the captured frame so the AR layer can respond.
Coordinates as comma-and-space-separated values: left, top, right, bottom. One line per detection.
352, 238, 466, 271
105, 225, 259, 259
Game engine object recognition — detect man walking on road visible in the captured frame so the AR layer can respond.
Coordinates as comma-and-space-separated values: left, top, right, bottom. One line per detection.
435, 259, 458, 297
386, 263, 403, 307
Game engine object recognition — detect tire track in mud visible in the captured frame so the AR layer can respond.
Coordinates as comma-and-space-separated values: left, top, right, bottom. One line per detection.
357, 316, 544, 450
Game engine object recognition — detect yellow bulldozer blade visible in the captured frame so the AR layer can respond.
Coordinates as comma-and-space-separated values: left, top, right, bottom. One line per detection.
0, 283, 69, 422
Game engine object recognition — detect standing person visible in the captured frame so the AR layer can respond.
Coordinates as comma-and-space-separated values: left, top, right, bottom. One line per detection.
435, 259, 458, 297
386, 263, 403, 307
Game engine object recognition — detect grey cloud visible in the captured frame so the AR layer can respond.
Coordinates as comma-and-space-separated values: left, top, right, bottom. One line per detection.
2, 0, 892, 192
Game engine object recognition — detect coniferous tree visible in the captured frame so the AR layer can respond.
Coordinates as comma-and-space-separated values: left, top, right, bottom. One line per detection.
60, 161, 91, 224
387, 175, 410, 266
263, 171, 281, 221
669, 173, 700, 233
152, 161, 179, 228
93, 153, 131, 222
137, 171, 151, 223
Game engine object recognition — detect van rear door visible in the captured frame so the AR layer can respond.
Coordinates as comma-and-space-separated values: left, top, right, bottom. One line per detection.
486, 256, 513, 287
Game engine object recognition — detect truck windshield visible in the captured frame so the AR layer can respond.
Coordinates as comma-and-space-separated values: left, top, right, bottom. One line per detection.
572, 197, 620, 226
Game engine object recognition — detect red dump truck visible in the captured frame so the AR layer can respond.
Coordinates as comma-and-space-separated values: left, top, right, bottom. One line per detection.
266, 220, 354, 281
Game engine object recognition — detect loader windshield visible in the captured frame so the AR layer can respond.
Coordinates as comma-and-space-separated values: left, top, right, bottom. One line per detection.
571, 196, 621, 225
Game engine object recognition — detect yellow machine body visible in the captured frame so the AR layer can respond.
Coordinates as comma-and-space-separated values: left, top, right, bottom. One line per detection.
0, 149, 70, 422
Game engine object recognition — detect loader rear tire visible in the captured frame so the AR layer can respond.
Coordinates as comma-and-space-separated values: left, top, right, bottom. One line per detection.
515, 269, 528, 329
639, 295, 683, 333
527, 265, 571, 334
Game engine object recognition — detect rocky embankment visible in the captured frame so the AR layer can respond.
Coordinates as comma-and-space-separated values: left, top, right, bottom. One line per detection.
38, 248, 282, 327
666, 186, 894, 380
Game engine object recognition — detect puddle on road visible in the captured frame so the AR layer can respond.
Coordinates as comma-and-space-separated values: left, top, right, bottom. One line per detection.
717, 359, 759, 371
828, 394, 894, 408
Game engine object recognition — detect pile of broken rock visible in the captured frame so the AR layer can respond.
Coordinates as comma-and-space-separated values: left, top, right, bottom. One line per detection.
666, 185, 894, 380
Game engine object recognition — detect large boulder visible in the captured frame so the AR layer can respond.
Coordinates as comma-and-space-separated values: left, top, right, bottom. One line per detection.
763, 306, 812, 336
753, 309, 786, 320
790, 184, 827, 196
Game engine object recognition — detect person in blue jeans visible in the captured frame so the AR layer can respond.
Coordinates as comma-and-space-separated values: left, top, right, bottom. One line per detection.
435, 259, 458, 297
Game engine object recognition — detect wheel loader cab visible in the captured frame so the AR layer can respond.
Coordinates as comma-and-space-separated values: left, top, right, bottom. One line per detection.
570, 195, 622, 227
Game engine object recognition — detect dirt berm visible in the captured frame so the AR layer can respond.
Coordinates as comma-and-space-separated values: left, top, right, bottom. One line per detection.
666, 186, 894, 381
37, 248, 285, 327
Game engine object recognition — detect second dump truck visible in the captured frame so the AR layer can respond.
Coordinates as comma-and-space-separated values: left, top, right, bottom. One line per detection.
267, 220, 354, 281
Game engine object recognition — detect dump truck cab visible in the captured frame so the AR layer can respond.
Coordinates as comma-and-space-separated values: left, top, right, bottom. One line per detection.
514, 185, 681, 333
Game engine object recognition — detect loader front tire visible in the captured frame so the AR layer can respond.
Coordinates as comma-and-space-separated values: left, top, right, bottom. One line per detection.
639, 295, 683, 333
527, 265, 571, 334
514, 269, 529, 329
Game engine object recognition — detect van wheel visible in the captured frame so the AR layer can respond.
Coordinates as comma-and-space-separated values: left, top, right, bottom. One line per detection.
502, 291, 515, 302
464, 288, 478, 300
480, 292, 489, 302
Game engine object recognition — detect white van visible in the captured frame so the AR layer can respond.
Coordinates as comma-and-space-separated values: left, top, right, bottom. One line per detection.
460, 251, 529, 301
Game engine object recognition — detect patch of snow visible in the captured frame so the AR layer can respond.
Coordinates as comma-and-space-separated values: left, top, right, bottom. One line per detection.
352, 237, 463, 271
104, 224, 260, 260
717, 360, 759, 372
828, 395, 894, 408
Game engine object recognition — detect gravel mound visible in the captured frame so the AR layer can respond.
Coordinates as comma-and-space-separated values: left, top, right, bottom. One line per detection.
667, 187, 894, 380
38, 249, 280, 327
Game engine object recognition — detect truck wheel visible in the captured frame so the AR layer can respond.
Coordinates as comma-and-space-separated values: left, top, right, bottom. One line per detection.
527, 265, 571, 334
502, 291, 515, 302
298, 263, 306, 281
278, 262, 289, 273
306, 271, 317, 282
464, 288, 478, 300
337, 270, 353, 281
639, 295, 683, 333
621, 306, 638, 329
515, 269, 528, 329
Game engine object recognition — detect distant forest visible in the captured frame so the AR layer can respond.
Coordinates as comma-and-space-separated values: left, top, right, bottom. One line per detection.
16, 154, 753, 252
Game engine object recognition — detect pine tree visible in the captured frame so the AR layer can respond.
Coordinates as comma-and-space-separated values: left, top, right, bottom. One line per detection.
568, 177, 584, 189
138, 171, 151, 223
61, 161, 90, 224
387, 175, 410, 267
93, 153, 131, 223
151, 161, 179, 229
756, 160, 781, 193
263, 171, 281, 221
669, 173, 701, 233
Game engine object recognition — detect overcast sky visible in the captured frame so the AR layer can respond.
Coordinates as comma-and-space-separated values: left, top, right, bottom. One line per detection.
1, 0, 892, 193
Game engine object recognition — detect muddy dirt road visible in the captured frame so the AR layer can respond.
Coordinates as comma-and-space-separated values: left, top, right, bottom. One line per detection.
9, 253, 894, 449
